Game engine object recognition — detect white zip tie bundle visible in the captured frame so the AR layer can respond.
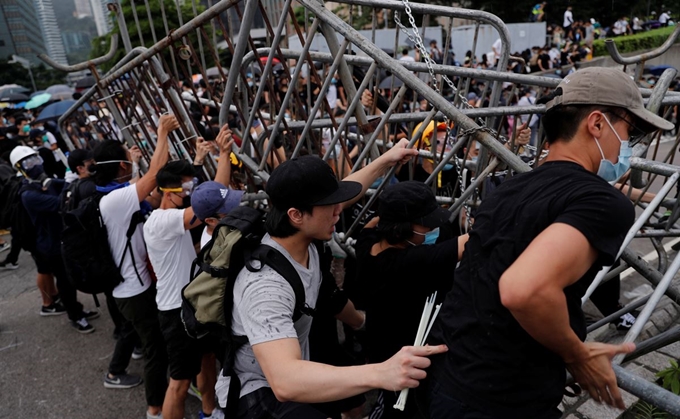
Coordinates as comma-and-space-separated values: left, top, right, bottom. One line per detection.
393, 292, 442, 411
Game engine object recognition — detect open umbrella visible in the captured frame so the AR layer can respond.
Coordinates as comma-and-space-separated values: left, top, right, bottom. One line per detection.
0, 85, 30, 96
46, 85, 73, 100
75, 76, 96, 91
0, 92, 30, 103
647, 65, 675, 76
34, 100, 91, 123
50, 91, 74, 101
46, 84, 73, 95
25, 93, 52, 110
30, 90, 47, 98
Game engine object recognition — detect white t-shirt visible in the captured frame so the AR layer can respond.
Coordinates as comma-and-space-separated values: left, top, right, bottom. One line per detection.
200, 228, 211, 248
399, 55, 415, 62
215, 234, 320, 405
492, 38, 502, 56
100, 183, 152, 299
144, 208, 197, 311
660, 12, 670, 24
613, 19, 627, 34
563, 10, 573, 27
327, 85, 338, 110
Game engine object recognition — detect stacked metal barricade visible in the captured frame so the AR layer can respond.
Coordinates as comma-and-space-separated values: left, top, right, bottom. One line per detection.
39, 0, 680, 415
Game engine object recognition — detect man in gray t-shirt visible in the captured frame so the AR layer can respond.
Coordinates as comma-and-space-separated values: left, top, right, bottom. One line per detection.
216, 140, 448, 418
230, 234, 320, 397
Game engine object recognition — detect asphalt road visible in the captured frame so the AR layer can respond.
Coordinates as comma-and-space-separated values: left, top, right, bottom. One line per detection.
0, 241, 202, 419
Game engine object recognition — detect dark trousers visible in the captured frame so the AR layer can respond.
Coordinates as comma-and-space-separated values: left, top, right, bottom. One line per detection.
105, 289, 140, 375
236, 387, 327, 419
3, 233, 21, 264
590, 260, 622, 317
428, 380, 494, 419
35, 252, 83, 322
370, 389, 422, 419
115, 286, 168, 407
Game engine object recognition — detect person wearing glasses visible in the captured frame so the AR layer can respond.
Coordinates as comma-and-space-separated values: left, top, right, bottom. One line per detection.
144, 124, 234, 419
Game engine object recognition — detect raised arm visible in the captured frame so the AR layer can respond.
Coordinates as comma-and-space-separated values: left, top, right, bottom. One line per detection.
135, 114, 179, 202
213, 124, 234, 187
341, 138, 417, 210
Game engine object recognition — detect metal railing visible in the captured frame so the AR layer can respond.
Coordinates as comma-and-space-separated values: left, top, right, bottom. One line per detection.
37, 0, 680, 414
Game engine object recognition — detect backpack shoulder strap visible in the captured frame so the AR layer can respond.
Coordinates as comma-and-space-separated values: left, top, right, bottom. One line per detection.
247, 244, 315, 322
118, 210, 146, 286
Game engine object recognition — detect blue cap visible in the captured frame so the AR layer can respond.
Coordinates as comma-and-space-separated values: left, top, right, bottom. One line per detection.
190, 181, 244, 221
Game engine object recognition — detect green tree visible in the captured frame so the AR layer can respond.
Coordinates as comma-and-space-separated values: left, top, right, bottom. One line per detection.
0, 61, 66, 92
89, 0, 214, 73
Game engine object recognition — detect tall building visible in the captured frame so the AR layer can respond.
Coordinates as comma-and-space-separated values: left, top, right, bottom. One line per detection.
90, 0, 112, 36
0, 0, 47, 65
74, 0, 92, 18
34, 0, 68, 65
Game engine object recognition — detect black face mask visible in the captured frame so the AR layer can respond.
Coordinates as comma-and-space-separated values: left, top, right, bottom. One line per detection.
26, 164, 46, 180
181, 195, 192, 209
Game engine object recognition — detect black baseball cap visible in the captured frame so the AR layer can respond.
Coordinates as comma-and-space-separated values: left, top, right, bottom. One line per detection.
266, 155, 362, 210
67, 149, 94, 172
378, 181, 450, 228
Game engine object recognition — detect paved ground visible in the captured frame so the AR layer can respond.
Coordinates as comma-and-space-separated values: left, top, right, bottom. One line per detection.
0, 237, 202, 419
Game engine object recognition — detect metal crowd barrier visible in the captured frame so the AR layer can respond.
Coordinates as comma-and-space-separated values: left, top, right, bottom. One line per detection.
38, 0, 680, 414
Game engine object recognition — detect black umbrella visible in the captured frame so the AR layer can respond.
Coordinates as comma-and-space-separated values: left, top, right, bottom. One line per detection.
0, 92, 30, 103
378, 75, 405, 89
75, 76, 96, 91
35, 100, 93, 123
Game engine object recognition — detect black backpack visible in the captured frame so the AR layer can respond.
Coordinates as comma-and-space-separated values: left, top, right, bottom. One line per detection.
61, 192, 145, 305
181, 206, 315, 414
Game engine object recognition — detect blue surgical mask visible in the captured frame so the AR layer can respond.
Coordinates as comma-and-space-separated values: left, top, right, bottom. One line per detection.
410, 227, 440, 245
594, 115, 632, 183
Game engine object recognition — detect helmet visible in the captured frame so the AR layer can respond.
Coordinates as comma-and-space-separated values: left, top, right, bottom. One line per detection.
10, 146, 38, 168
413, 121, 454, 148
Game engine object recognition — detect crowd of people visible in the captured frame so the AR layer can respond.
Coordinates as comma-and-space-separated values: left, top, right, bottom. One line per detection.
0, 56, 674, 419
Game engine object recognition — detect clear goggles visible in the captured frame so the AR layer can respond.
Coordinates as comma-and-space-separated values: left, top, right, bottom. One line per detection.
160, 177, 198, 196
21, 155, 43, 171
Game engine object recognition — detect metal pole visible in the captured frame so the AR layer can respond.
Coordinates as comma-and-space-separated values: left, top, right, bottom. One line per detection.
218, 0, 261, 127
581, 172, 680, 305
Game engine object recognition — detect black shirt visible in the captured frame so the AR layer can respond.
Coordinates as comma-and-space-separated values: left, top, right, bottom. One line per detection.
356, 228, 458, 364
428, 161, 634, 419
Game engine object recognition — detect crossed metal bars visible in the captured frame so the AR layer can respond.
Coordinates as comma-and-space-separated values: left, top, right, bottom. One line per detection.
38, 0, 680, 414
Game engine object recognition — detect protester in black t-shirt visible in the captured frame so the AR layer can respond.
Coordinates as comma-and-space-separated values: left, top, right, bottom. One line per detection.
355, 181, 468, 418
427, 67, 674, 418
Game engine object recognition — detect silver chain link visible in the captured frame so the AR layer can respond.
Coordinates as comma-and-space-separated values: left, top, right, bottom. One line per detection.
394, 4, 541, 230
395, 3, 479, 227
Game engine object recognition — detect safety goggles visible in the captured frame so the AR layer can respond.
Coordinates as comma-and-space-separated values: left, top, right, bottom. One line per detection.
20, 155, 43, 171
159, 177, 198, 196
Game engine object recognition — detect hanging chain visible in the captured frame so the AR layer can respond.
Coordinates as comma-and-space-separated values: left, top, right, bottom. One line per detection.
395, 3, 479, 228
394, 4, 543, 230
